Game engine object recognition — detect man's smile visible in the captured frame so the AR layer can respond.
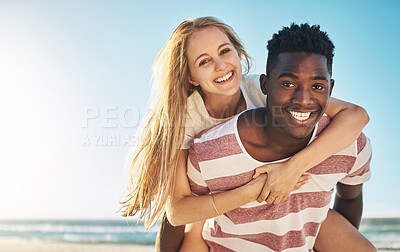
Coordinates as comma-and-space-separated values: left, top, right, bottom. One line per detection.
287, 110, 314, 122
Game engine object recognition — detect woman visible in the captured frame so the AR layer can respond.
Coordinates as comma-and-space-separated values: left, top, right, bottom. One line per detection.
121, 17, 374, 251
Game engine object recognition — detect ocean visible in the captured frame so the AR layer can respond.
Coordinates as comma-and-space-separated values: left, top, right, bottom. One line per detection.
0, 218, 399, 250
0, 219, 158, 245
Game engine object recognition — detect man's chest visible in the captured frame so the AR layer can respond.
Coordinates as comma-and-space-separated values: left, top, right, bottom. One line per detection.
199, 153, 356, 193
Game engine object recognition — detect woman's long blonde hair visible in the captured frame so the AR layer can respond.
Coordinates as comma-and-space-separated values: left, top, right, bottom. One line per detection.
121, 16, 252, 229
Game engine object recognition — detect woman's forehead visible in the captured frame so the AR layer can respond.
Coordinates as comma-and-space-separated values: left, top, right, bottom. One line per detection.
186, 26, 231, 55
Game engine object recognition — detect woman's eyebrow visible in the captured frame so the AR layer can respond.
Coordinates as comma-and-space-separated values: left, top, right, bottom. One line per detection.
195, 43, 232, 63
195, 53, 208, 63
217, 42, 231, 50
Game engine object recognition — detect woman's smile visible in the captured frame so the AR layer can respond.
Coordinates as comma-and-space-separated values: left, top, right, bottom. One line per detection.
214, 71, 234, 84
186, 26, 242, 99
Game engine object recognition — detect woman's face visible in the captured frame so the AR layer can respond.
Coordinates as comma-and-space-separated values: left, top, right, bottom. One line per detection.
186, 26, 242, 101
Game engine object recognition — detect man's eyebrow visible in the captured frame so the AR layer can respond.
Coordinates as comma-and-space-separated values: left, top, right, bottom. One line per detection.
312, 76, 328, 81
278, 73, 298, 79
278, 73, 328, 81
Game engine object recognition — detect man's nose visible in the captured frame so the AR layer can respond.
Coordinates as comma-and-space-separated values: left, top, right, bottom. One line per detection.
292, 88, 313, 106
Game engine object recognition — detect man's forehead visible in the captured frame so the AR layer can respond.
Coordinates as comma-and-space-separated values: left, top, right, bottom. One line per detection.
274, 52, 329, 76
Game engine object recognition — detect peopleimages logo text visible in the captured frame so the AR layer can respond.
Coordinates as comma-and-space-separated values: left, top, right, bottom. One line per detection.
81, 105, 142, 128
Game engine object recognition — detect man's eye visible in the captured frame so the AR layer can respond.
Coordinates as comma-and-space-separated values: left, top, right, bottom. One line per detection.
282, 82, 295, 88
313, 84, 325, 90
199, 59, 209, 66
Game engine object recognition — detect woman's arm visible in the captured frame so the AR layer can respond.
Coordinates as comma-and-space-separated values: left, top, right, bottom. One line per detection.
296, 97, 369, 169
166, 149, 270, 226
254, 98, 369, 204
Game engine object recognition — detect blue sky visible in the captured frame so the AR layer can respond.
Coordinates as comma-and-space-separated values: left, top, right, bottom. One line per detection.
1, 0, 399, 220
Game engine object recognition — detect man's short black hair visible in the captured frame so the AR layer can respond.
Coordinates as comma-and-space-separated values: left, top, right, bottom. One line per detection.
266, 23, 335, 76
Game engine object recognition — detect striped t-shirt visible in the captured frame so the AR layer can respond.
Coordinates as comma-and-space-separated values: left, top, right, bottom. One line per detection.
187, 113, 371, 252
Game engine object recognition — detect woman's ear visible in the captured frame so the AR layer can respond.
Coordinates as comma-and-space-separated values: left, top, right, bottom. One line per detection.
260, 74, 268, 95
189, 78, 199, 86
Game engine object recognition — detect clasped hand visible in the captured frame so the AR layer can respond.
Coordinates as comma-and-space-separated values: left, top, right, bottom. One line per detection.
252, 160, 311, 205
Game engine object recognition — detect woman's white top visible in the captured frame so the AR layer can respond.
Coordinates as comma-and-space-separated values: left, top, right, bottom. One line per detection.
181, 74, 266, 149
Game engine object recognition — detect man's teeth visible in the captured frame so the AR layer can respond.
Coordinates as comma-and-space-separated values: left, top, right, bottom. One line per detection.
289, 111, 312, 121
215, 72, 233, 83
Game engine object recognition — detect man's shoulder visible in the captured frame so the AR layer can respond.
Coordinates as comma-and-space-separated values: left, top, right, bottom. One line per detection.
190, 115, 242, 159
315, 115, 332, 136
307, 115, 372, 185
315, 114, 370, 154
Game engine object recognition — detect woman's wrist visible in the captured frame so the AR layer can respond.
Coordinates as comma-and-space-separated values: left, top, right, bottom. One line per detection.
242, 183, 258, 202
288, 153, 312, 176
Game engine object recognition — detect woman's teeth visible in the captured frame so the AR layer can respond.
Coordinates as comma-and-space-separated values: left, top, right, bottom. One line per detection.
215, 71, 233, 83
289, 111, 312, 121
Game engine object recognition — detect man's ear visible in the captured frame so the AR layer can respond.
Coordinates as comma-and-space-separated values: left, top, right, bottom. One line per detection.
329, 79, 335, 96
260, 74, 268, 95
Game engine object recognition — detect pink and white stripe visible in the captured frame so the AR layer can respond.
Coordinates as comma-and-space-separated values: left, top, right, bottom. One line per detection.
187, 115, 372, 251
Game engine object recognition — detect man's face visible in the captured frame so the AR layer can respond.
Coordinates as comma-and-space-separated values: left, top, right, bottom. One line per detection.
261, 52, 334, 139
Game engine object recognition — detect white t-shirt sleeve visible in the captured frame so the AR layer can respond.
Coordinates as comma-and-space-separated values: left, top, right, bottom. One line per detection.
182, 112, 197, 149
187, 144, 210, 196
242, 74, 266, 108
181, 92, 210, 149
339, 133, 372, 185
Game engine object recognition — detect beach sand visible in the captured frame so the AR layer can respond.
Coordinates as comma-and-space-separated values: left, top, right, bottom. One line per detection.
0, 240, 395, 252
0, 240, 155, 252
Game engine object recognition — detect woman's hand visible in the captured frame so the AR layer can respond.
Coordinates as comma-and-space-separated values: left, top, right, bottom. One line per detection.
253, 160, 311, 204
244, 173, 269, 202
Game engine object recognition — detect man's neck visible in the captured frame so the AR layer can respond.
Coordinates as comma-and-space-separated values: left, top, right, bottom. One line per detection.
237, 108, 314, 162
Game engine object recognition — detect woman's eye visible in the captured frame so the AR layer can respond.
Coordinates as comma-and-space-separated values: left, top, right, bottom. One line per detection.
282, 82, 295, 88
220, 48, 231, 54
199, 59, 209, 66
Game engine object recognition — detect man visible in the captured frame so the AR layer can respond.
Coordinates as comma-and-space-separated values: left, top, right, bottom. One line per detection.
186, 23, 373, 251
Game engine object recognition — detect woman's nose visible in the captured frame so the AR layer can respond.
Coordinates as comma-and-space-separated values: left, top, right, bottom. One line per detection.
215, 57, 227, 71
